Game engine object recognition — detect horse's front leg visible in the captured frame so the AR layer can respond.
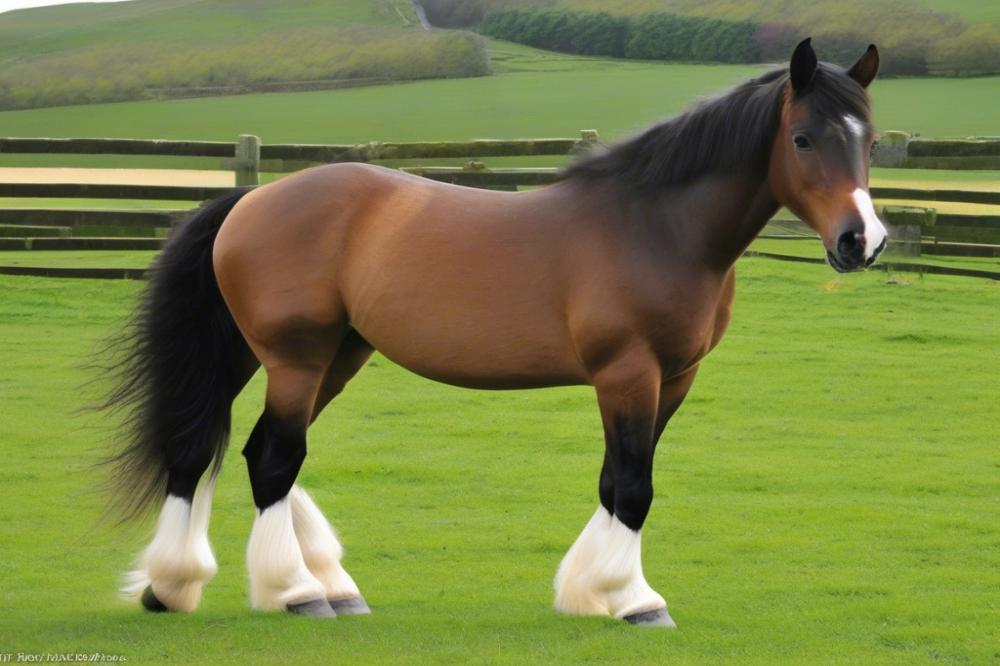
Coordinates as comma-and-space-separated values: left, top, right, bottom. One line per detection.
555, 359, 698, 627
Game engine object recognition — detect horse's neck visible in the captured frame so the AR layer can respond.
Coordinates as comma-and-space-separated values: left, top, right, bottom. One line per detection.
651, 174, 779, 272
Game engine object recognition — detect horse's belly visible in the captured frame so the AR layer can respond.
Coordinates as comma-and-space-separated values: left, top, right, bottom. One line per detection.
348, 294, 587, 390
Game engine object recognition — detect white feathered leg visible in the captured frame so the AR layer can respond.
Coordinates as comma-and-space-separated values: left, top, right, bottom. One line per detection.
290, 485, 370, 614
246, 494, 330, 612
554, 505, 673, 626
121, 479, 218, 612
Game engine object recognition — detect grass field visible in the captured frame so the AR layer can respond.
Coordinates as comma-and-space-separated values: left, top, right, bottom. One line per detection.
749, 238, 1000, 272
1, 242, 997, 277
924, 0, 1000, 24
0, 0, 488, 110
0, 39, 998, 159
1, 258, 997, 664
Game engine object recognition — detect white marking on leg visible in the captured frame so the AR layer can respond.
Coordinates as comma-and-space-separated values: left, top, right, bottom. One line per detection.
121, 481, 218, 612
554, 506, 670, 621
246, 495, 326, 610
289, 485, 362, 601
851, 188, 888, 259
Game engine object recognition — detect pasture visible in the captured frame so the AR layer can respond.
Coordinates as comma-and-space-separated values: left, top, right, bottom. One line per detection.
0, 0, 489, 111
1, 24, 998, 664
1, 41, 1000, 157
1, 258, 997, 664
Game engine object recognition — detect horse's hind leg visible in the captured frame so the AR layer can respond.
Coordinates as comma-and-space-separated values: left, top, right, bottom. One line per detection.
289, 330, 374, 614
123, 461, 219, 613
243, 362, 336, 617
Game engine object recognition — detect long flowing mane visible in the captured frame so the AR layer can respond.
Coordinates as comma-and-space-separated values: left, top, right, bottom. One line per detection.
563, 64, 871, 194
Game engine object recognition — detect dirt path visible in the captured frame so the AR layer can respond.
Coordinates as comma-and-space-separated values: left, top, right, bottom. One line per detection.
0, 168, 234, 187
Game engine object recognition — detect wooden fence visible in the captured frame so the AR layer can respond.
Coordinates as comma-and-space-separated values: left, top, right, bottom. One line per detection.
871, 132, 1000, 170
0, 131, 998, 262
0, 132, 599, 186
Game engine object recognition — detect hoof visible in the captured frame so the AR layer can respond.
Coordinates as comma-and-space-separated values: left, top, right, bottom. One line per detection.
287, 598, 337, 618
140, 585, 169, 613
328, 595, 371, 616
623, 608, 677, 628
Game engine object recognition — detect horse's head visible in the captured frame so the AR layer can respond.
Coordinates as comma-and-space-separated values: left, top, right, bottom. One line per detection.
769, 39, 887, 272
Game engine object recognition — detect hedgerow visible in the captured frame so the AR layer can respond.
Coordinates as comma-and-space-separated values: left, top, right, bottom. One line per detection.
459, 0, 1000, 76
481, 8, 760, 64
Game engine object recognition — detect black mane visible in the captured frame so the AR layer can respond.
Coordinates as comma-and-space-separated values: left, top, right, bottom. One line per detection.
563, 63, 871, 194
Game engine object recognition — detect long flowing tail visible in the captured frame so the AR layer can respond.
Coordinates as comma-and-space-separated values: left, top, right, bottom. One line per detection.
102, 188, 257, 522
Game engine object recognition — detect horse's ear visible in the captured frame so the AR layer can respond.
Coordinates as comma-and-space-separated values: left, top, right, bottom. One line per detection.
848, 44, 879, 88
790, 38, 818, 93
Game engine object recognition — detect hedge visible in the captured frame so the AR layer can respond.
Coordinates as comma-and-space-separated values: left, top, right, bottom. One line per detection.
481, 8, 760, 64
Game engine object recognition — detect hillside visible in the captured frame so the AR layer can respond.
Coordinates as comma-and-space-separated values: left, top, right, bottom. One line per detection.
0, 0, 490, 110
425, 0, 1000, 75
423, 0, 1000, 26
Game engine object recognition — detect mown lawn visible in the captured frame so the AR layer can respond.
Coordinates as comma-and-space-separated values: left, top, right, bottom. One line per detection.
0, 259, 996, 664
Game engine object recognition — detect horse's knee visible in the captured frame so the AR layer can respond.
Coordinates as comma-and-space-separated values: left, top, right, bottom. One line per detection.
243, 412, 306, 510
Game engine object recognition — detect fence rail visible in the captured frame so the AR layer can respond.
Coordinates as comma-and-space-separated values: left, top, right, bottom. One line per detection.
1, 131, 999, 266
0, 137, 236, 157
4, 129, 996, 177
871, 132, 1000, 170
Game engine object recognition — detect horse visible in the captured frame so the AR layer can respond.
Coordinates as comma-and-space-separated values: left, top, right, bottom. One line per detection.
104, 38, 886, 626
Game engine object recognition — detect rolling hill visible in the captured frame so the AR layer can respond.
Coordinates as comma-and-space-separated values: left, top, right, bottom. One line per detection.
0, 0, 490, 110
426, 0, 1000, 75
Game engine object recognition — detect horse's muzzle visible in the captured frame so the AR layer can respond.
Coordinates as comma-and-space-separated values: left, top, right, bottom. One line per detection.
827, 227, 887, 272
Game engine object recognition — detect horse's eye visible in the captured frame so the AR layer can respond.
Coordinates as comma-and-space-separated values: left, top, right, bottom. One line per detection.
793, 134, 812, 151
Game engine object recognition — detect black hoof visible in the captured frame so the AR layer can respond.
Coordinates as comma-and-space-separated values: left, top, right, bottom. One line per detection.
140, 585, 169, 613
287, 598, 337, 618
623, 608, 677, 628
328, 595, 371, 616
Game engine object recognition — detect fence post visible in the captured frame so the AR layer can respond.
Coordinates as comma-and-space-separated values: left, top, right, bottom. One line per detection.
880, 205, 934, 257
871, 130, 909, 168
234, 134, 261, 187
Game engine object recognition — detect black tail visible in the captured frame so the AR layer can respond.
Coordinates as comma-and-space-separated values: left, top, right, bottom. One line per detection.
102, 188, 257, 522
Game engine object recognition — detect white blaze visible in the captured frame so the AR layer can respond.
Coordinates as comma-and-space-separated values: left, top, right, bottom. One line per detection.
843, 114, 865, 141
851, 188, 888, 259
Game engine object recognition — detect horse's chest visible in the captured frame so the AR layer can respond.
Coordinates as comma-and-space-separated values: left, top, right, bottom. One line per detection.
648, 272, 735, 376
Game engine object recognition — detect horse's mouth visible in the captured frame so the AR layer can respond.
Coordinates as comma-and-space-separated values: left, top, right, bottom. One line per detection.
866, 237, 888, 266
826, 250, 853, 273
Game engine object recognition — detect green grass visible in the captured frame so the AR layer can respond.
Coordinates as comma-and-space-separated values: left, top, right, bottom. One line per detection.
871, 169, 1000, 188
0, 41, 997, 160
0, 0, 489, 110
924, 0, 1000, 24
1, 258, 997, 663
750, 237, 1000, 272
0, 0, 415, 59
0, 250, 157, 268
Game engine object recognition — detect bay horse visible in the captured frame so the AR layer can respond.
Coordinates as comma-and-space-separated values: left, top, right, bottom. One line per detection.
105, 39, 886, 626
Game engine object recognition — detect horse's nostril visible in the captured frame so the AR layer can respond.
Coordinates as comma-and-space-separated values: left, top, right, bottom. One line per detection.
837, 230, 864, 261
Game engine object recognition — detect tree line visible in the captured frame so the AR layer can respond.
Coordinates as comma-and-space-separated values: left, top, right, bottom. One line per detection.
429, 0, 1000, 76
